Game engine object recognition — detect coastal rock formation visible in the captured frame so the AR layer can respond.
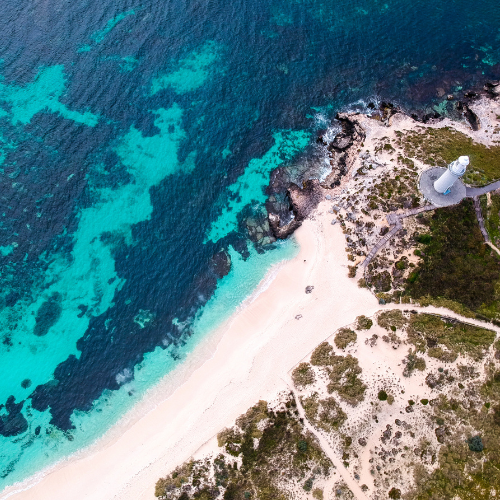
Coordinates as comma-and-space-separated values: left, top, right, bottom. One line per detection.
484, 80, 500, 98
320, 113, 366, 189
268, 180, 323, 239
457, 101, 481, 131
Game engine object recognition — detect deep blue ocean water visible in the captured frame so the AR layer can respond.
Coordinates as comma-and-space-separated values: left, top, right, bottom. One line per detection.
0, 0, 499, 489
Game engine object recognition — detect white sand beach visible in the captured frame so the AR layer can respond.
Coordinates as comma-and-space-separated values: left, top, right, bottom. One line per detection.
4, 96, 500, 500
1, 200, 383, 500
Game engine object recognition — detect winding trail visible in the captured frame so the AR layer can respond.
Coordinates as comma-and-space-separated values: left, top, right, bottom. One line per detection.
473, 196, 490, 242
286, 304, 500, 500
466, 181, 500, 198
363, 176, 500, 269
285, 377, 369, 500
362, 205, 436, 268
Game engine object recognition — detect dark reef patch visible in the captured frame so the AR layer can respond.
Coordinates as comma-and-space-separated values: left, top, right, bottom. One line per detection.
33, 293, 63, 337
0, 397, 28, 438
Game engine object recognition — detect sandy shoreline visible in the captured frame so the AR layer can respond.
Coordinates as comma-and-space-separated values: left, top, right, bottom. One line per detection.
6, 194, 499, 499
4, 96, 500, 500
1, 200, 381, 500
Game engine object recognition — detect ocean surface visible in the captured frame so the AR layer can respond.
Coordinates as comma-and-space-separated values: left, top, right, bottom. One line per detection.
0, 0, 499, 489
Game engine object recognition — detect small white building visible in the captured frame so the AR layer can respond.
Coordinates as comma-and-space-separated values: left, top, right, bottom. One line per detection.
433, 156, 469, 194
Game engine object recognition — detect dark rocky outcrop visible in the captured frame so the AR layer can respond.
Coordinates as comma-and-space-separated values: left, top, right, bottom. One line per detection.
410, 110, 443, 124
320, 114, 366, 189
268, 180, 324, 239
457, 101, 480, 131
0, 396, 28, 437
484, 81, 500, 98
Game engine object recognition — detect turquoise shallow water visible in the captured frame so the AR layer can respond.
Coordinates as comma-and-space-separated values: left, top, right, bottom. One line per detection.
0, 0, 499, 489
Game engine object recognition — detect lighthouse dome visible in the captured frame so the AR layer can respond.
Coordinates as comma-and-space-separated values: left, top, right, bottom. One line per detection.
449, 155, 469, 176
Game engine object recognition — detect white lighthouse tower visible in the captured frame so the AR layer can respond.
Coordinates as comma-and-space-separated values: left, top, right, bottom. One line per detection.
433, 156, 469, 195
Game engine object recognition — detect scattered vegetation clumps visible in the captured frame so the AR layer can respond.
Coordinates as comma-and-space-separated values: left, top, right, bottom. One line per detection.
308, 342, 366, 405
407, 313, 496, 360
301, 393, 347, 432
401, 126, 500, 186
356, 315, 373, 330
377, 310, 407, 331
404, 200, 500, 320
407, 367, 500, 500
291, 362, 315, 389
368, 270, 392, 293
156, 397, 332, 499
403, 348, 426, 377
326, 354, 366, 405
334, 328, 357, 349
363, 160, 420, 212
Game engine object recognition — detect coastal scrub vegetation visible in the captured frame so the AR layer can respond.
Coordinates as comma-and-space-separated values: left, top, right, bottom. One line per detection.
334, 328, 357, 349
309, 342, 366, 405
377, 310, 407, 331
404, 200, 500, 320
355, 315, 373, 330
291, 362, 315, 389
301, 393, 347, 432
406, 313, 495, 361
400, 127, 500, 186
364, 158, 420, 212
407, 368, 500, 500
403, 348, 426, 377
155, 397, 332, 500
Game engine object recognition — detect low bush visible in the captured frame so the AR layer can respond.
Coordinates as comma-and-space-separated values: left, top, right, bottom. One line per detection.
377, 310, 407, 330
388, 487, 401, 499
291, 363, 315, 389
334, 328, 357, 349
403, 349, 426, 377
378, 390, 388, 401
356, 315, 373, 330
310, 342, 333, 366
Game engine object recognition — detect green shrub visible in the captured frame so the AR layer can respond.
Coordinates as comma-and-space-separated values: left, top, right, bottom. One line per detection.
297, 440, 308, 452
292, 362, 315, 389
327, 355, 367, 405
416, 234, 432, 244
467, 435, 484, 452
395, 259, 408, 271
388, 487, 401, 499
310, 342, 333, 366
334, 328, 357, 349
312, 488, 323, 500
356, 315, 373, 330
378, 390, 388, 401
303, 477, 314, 491
403, 349, 426, 377
301, 394, 347, 431
377, 310, 407, 330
